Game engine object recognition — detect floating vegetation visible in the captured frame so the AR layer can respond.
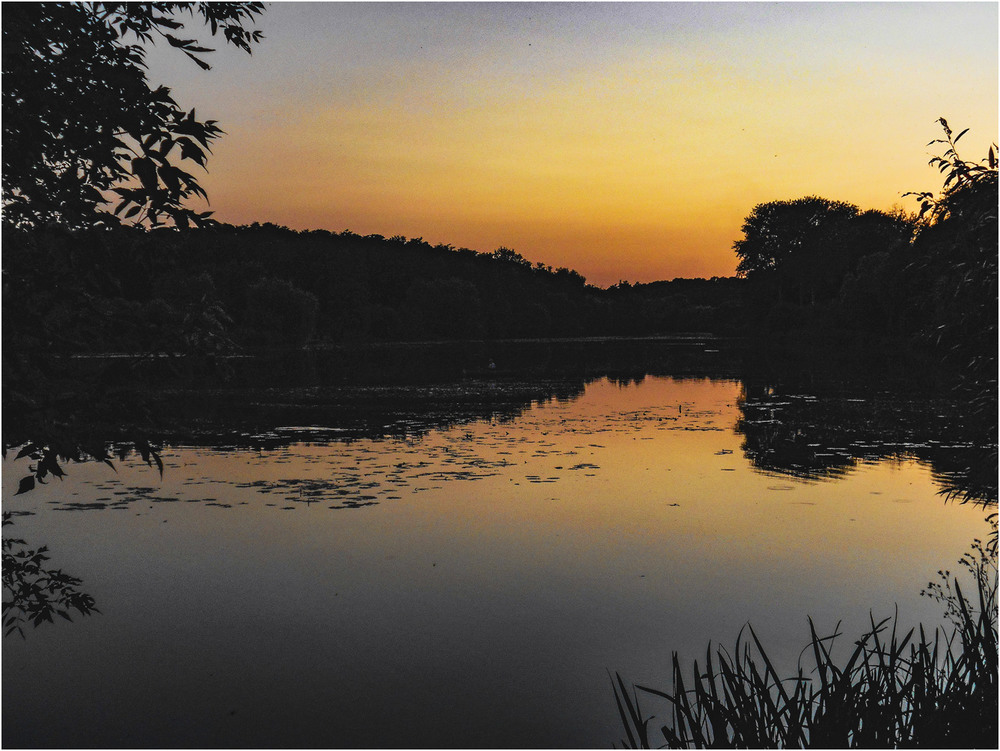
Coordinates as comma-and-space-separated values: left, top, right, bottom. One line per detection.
6, 377, 992, 533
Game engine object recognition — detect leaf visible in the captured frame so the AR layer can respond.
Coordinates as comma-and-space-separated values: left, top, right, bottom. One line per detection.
149, 15, 183, 30
158, 164, 182, 194
150, 85, 175, 103
157, 138, 175, 159
15, 444, 38, 460
14, 476, 35, 495
177, 137, 206, 166
132, 156, 158, 191
164, 34, 200, 49
183, 50, 212, 70
40, 454, 66, 479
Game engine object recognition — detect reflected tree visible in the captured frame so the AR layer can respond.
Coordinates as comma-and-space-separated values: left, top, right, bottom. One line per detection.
735, 380, 998, 506
735, 384, 857, 480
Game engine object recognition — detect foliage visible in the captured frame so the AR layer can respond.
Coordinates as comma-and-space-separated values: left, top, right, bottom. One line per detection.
2, 513, 99, 639
2, 2, 264, 229
733, 120, 996, 397
492, 246, 533, 269
0, 2, 263, 641
6, 439, 165, 502
732, 197, 862, 278
731, 198, 915, 319
613, 544, 998, 749
923, 537, 998, 623
3, 225, 236, 357
2, 437, 168, 641
3, 223, 751, 357
902, 118, 998, 390
905, 118, 998, 226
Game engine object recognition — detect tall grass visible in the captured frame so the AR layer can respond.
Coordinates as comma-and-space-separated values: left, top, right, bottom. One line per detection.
614, 550, 997, 748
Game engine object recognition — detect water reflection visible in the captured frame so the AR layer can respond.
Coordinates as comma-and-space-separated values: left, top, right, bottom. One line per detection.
2, 356, 996, 747
11, 339, 992, 505
4, 348, 995, 747
736, 381, 997, 504
5, 370, 994, 583
19, 374, 991, 510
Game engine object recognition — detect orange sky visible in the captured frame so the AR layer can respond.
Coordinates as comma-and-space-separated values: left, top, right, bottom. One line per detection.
146, 2, 998, 287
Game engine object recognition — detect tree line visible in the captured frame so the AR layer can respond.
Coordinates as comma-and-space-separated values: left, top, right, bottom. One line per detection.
5, 118, 995, 376
3, 2, 995, 380
2, 221, 744, 356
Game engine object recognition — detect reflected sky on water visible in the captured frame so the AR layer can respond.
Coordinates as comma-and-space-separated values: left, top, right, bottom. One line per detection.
2, 376, 992, 748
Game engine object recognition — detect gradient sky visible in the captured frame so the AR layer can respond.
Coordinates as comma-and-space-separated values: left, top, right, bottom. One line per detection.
145, 2, 997, 286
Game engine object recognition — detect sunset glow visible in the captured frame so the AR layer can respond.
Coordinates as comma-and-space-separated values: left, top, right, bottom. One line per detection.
145, 2, 998, 286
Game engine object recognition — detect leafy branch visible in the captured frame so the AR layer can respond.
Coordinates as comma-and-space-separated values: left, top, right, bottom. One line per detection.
2, 513, 99, 639
2, 2, 265, 230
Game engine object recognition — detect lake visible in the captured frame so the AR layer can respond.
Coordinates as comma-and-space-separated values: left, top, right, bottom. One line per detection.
3, 344, 994, 748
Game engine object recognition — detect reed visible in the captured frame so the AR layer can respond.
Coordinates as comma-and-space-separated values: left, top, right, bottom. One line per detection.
614, 552, 997, 748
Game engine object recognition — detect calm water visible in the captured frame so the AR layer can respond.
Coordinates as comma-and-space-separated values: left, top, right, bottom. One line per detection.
3, 372, 992, 748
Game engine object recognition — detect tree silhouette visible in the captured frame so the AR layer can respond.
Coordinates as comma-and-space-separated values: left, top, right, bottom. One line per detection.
733, 196, 860, 279
2, 2, 264, 230
903, 119, 998, 394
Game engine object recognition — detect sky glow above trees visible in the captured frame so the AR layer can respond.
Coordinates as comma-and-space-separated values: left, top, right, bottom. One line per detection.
143, 2, 997, 286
